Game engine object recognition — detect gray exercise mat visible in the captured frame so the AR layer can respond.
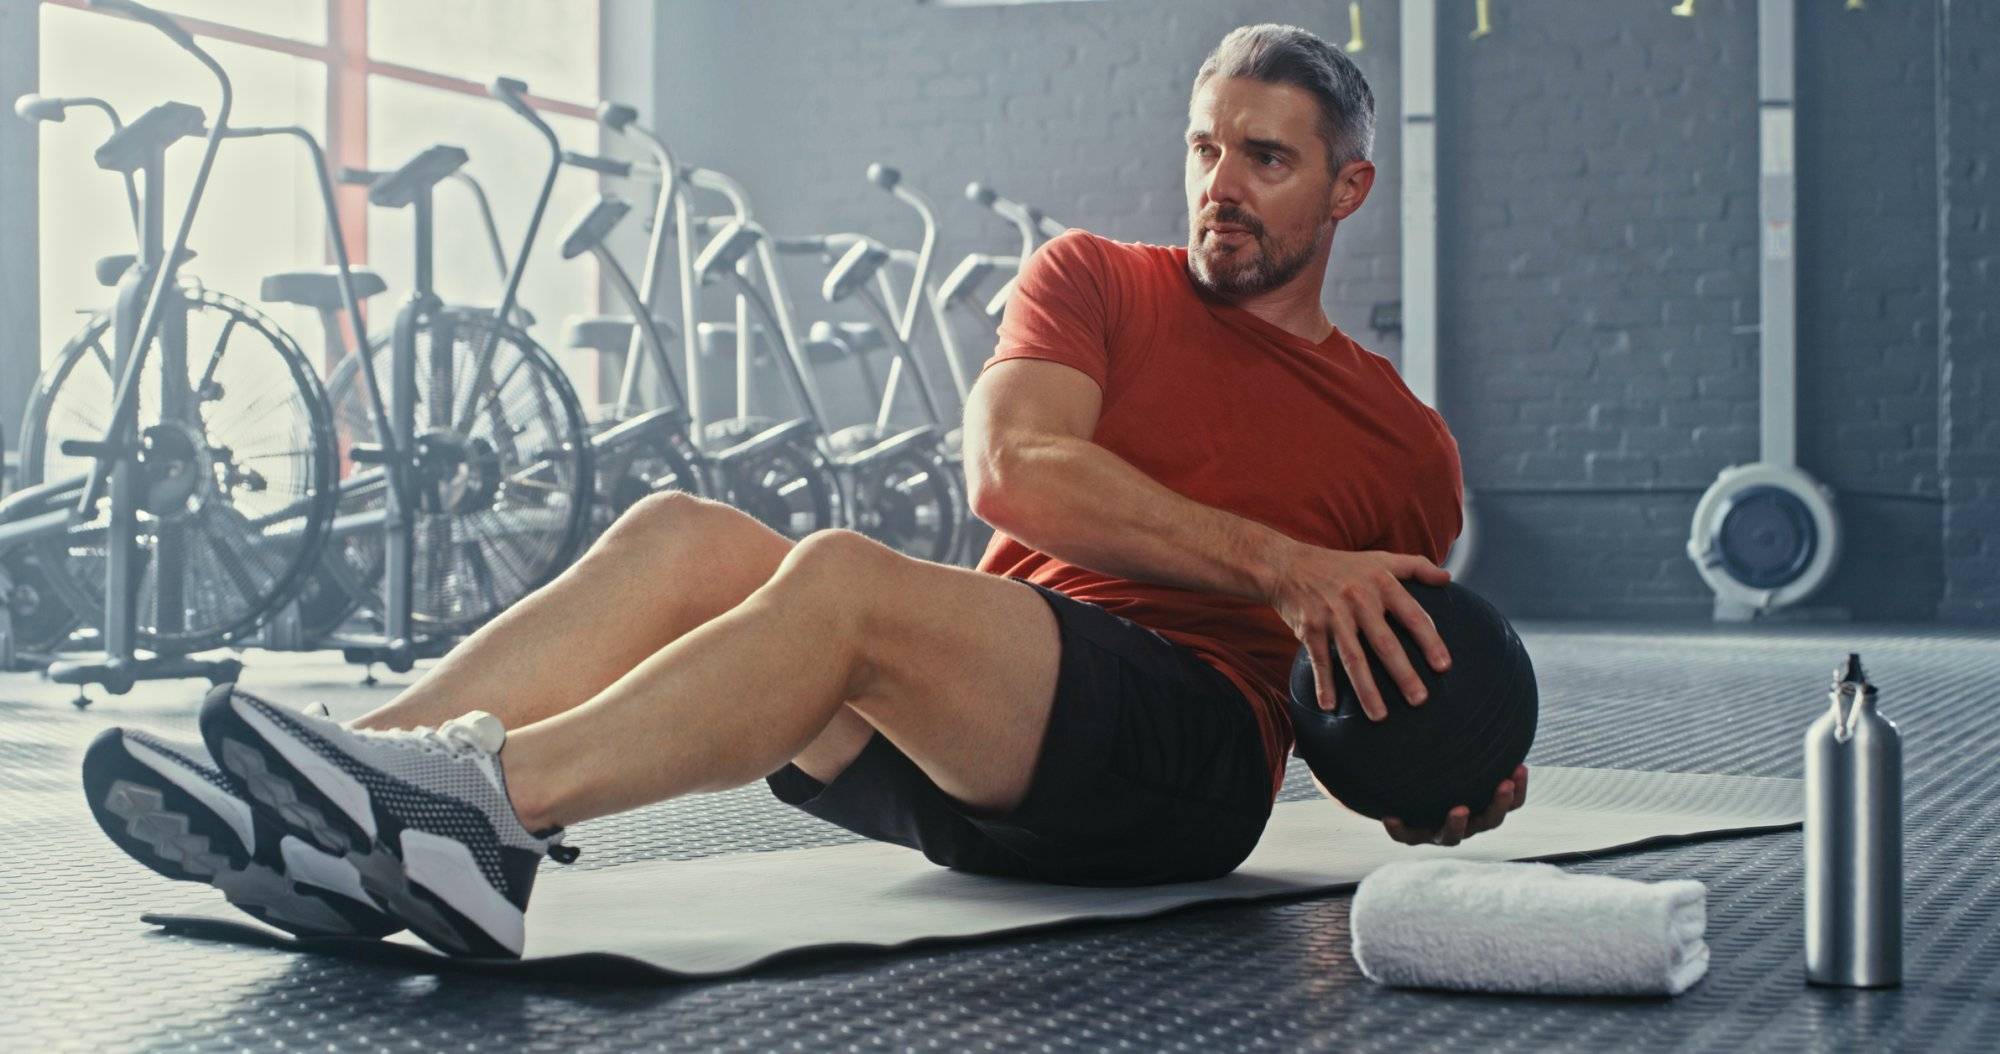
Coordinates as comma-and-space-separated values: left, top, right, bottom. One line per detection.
147, 765, 1800, 980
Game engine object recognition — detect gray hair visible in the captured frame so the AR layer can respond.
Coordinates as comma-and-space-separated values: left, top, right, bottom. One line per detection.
1193, 23, 1376, 175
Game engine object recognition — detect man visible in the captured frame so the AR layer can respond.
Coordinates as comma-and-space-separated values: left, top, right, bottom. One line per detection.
84, 24, 1524, 959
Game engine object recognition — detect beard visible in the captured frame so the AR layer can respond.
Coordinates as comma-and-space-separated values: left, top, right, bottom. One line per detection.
1186, 206, 1324, 298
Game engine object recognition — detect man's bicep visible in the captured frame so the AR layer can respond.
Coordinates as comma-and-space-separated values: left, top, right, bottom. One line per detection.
963, 358, 1103, 512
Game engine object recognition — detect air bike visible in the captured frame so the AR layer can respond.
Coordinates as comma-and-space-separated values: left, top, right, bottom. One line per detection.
3, 0, 339, 702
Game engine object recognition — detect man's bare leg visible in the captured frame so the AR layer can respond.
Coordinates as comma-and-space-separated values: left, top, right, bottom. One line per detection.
352, 493, 789, 731
500, 529, 1063, 830
349, 492, 877, 781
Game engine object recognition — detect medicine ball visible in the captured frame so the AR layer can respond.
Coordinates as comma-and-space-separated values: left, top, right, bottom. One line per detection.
1285, 580, 1537, 830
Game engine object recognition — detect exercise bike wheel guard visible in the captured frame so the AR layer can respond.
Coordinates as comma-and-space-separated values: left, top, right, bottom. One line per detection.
1686, 461, 1841, 616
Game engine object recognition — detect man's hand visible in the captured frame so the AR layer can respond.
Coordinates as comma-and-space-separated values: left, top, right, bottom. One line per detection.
1381, 765, 1529, 847
1265, 541, 1453, 720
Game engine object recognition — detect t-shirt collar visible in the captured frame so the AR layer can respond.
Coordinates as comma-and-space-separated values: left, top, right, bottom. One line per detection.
1170, 245, 1345, 354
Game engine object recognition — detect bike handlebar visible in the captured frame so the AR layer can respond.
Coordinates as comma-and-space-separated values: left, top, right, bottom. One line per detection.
769, 232, 867, 257
562, 150, 632, 178
594, 98, 689, 421
14, 94, 68, 123
488, 77, 550, 134
471, 75, 566, 433
75, 0, 236, 518
965, 180, 1066, 240
596, 101, 638, 132
90, 0, 196, 49
867, 162, 938, 343
17, 95, 139, 236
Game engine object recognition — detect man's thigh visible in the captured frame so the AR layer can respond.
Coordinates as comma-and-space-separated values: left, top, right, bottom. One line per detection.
842, 554, 1062, 816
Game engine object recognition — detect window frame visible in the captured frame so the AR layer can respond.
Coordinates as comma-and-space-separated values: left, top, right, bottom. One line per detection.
42, 0, 599, 276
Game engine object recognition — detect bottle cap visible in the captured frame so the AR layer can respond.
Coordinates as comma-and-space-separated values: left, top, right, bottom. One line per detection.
1834, 653, 1876, 696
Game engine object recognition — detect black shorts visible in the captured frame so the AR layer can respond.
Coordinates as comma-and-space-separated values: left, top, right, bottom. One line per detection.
765, 581, 1274, 886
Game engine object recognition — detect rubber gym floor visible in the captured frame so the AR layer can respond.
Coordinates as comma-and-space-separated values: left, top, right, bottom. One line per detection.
2, 623, 1995, 1052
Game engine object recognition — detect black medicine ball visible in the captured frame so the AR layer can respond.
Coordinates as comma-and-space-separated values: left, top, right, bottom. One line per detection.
1285, 580, 1537, 830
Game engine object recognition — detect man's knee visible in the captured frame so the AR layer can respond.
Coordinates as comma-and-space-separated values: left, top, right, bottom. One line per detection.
772, 529, 901, 590
763, 530, 908, 647
595, 490, 777, 560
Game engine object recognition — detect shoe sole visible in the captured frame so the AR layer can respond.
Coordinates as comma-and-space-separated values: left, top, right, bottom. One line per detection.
81, 728, 401, 939
198, 686, 527, 958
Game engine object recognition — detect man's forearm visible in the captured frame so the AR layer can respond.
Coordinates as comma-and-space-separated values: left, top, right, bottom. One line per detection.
975, 435, 1302, 602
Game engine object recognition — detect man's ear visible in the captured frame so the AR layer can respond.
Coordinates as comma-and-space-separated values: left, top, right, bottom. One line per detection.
1330, 159, 1376, 221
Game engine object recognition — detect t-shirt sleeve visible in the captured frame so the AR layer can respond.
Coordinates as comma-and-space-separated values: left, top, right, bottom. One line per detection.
983, 230, 1118, 391
1425, 409, 1466, 565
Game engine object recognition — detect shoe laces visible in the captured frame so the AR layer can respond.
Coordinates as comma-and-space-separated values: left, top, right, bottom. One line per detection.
336, 713, 502, 762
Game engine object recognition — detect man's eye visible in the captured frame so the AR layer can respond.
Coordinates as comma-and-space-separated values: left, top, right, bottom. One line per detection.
1258, 153, 1282, 167
1193, 144, 1217, 158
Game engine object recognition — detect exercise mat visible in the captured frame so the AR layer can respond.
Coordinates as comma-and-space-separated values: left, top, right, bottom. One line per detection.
143, 765, 1800, 981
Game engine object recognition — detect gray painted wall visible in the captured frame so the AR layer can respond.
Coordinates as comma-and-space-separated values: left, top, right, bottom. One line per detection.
1437, 0, 1947, 620
1, 0, 39, 483
6, 2, 1979, 622
626, 0, 1993, 624
1938, 0, 2000, 623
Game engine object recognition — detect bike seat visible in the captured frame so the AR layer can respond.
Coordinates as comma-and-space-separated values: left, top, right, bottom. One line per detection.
94, 249, 197, 287
831, 423, 940, 468
259, 268, 389, 310
698, 322, 735, 359
692, 220, 764, 285
94, 101, 204, 174
560, 196, 632, 260
708, 417, 821, 468
808, 320, 887, 355
367, 145, 469, 209
822, 239, 891, 304
939, 253, 1008, 306
561, 314, 678, 355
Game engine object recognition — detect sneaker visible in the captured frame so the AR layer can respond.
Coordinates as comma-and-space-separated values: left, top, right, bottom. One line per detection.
81, 726, 403, 940
198, 683, 574, 958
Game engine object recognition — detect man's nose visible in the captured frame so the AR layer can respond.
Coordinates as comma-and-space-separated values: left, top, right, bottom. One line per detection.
1200, 151, 1249, 211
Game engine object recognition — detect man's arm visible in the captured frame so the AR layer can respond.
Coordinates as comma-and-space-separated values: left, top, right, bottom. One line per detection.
966, 355, 1451, 717
963, 358, 1299, 602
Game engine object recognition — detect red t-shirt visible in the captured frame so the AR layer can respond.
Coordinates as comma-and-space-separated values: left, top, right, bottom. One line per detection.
976, 230, 1463, 801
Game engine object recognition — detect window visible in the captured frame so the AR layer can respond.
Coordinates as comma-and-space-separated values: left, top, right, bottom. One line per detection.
365, 75, 601, 387
920, 1, 1106, 7
36, 0, 602, 393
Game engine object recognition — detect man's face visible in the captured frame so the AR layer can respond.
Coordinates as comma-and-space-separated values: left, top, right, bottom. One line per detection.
1184, 75, 1341, 298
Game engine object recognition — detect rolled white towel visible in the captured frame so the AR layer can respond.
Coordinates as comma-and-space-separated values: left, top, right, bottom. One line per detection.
1351, 859, 1709, 996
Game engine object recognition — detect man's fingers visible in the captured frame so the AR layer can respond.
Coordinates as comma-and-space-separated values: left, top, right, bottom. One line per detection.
1387, 771, 1529, 847
1329, 610, 1387, 721
1471, 780, 1514, 833
1383, 818, 1426, 846
1385, 587, 1452, 674
1401, 554, 1452, 586
1305, 633, 1337, 713
1359, 611, 1427, 708
1436, 807, 1470, 847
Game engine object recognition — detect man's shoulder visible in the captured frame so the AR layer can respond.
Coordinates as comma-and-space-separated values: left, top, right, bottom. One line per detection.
1335, 329, 1457, 438
1040, 228, 1182, 277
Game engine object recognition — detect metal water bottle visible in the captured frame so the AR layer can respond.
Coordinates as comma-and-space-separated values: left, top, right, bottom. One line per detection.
1804, 653, 1902, 987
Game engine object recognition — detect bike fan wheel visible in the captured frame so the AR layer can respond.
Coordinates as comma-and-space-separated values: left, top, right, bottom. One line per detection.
2, 546, 80, 662
292, 557, 364, 644
18, 289, 338, 652
850, 449, 963, 563
587, 408, 702, 539
702, 418, 842, 541
323, 308, 593, 634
